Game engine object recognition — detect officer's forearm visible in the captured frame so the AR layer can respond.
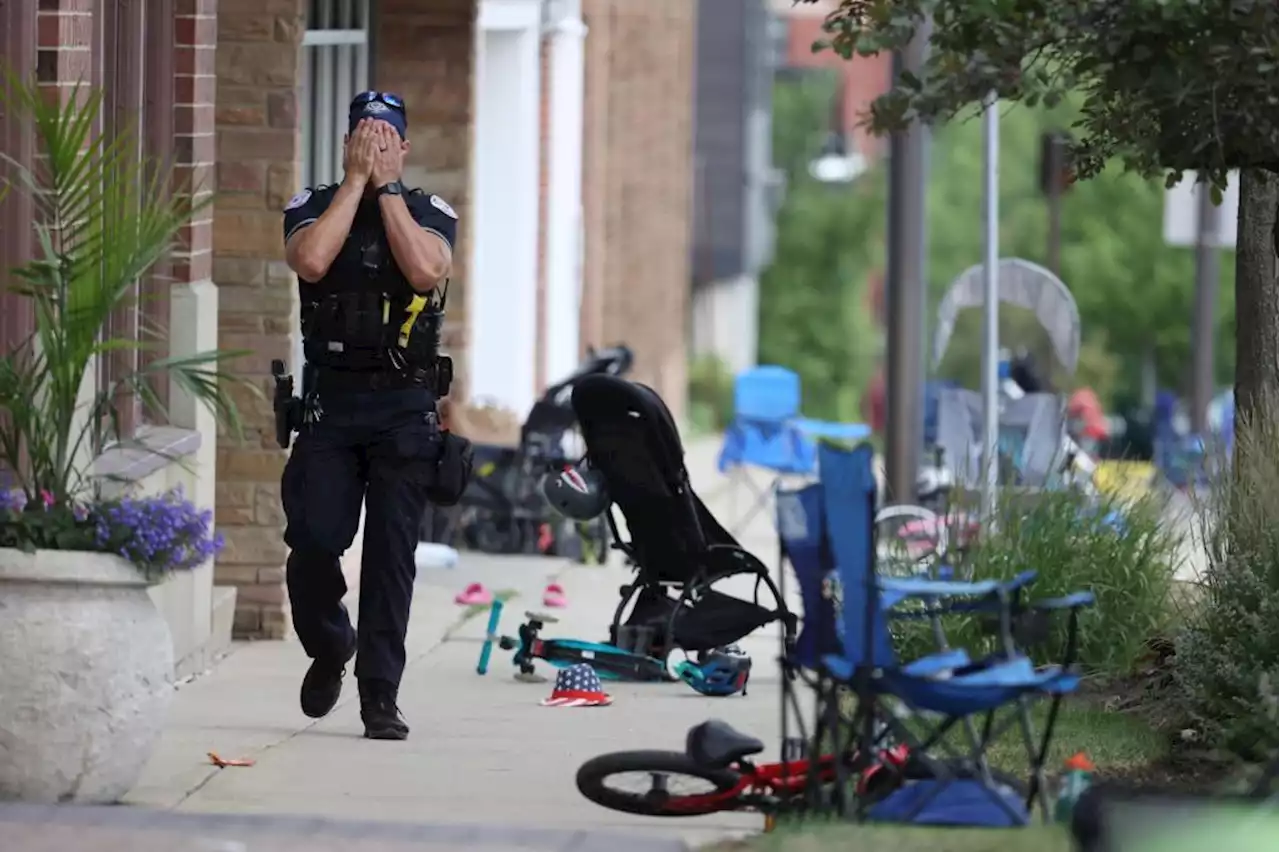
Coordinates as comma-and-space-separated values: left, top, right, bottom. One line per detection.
286, 180, 365, 282
378, 195, 452, 293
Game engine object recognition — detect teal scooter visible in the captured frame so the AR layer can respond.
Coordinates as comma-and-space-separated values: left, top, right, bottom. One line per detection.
475, 599, 670, 682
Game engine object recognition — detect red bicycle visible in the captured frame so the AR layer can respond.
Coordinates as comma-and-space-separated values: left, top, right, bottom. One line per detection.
574, 719, 910, 818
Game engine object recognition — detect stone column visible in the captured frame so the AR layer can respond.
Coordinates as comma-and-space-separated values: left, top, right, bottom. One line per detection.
212, 0, 306, 639
543, 2, 587, 390
580, 0, 695, 420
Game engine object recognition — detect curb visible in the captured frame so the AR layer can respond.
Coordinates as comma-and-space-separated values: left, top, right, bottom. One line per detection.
0, 804, 692, 852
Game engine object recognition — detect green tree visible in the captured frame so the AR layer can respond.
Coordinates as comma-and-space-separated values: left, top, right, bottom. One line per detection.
808, 0, 1278, 432
758, 75, 883, 422
924, 99, 1235, 402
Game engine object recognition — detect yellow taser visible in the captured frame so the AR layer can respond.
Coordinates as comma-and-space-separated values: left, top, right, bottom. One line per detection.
397, 294, 428, 347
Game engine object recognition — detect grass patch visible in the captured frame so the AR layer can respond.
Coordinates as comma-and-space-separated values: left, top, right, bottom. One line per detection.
825, 694, 1166, 778
706, 823, 1071, 852
934, 698, 1167, 777
710, 698, 1164, 852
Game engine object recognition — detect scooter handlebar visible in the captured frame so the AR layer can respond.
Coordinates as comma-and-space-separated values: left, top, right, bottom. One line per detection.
475, 598, 506, 675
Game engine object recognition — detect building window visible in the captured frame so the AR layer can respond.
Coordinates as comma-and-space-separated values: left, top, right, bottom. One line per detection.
98, 0, 176, 434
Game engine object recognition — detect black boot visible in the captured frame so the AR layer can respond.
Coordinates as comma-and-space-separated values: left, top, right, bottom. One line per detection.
299, 640, 356, 719
360, 680, 410, 741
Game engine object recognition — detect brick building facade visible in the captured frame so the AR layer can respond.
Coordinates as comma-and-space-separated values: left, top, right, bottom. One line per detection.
3, 0, 695, 642
580, 0, 695, 418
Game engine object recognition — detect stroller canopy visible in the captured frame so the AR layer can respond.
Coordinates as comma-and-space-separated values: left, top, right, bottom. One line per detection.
933, 259, 1081, 377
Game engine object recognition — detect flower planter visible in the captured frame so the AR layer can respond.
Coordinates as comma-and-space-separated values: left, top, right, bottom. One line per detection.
0, 547, 173, 803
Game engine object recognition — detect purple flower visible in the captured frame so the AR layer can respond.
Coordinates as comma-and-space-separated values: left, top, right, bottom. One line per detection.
0, 490, 27, 513
71, 503, 89, 522
89, 489, 223, 577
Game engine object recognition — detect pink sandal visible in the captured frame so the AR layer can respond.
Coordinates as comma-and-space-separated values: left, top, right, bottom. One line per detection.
454, 582, 493, 606
542, 583, 568, 609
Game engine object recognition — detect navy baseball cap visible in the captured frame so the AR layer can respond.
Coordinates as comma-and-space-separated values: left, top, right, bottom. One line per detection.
348, 91, 407, 138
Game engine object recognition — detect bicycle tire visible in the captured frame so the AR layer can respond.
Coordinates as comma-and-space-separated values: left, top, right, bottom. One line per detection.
576, 751, 742, 817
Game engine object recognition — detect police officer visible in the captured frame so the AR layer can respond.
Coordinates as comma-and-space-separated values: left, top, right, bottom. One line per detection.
280, 91, 466, 740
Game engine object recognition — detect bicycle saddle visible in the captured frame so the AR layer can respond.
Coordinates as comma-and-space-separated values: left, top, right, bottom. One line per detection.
685, 719, 765, 768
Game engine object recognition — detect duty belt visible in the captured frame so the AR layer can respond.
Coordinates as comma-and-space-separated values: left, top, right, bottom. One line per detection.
313, 365, 440, 395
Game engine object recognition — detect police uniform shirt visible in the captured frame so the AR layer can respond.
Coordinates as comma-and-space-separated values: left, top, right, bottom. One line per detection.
282, 185, 459, 283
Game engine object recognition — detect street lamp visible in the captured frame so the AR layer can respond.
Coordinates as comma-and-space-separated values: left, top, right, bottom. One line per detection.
808, 131, 867, 184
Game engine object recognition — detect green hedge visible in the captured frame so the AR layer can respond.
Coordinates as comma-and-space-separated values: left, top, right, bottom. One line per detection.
895, 488, 1181, 677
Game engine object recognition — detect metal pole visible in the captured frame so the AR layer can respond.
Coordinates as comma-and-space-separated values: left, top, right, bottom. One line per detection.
883, 20, 932, 505
1190, 177, 1219, 435
979, 92, 1000, 520
1046, 145, 1063, 277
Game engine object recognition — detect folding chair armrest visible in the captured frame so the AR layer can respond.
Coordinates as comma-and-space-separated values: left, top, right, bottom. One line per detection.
1031, 591, 1095, 611
878, 569, 1038, 605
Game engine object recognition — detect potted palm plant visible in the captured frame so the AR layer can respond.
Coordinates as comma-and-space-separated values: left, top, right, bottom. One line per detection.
0, 76, 245, 803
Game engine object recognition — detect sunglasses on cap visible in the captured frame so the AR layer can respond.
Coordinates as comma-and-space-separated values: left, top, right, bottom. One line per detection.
350, 91, 406, 116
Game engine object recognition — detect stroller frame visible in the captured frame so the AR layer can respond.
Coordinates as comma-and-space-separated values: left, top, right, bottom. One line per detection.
445, 346, 634, 554
571, 375, 798, 661
603, 507, 794, 659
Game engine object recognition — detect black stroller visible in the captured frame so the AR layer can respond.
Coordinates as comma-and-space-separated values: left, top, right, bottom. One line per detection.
427, 345, 634, 557
570, 374, 797, 658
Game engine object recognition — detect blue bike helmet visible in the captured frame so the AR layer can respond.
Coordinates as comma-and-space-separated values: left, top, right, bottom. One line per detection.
673, 647, 752, 697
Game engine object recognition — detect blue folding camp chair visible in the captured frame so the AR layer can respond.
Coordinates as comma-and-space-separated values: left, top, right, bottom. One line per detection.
777, 442, 1096, 826
718, 365, 868, 534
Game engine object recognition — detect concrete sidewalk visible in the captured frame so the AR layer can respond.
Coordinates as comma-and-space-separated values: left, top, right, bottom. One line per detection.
121, 557, 787, 850
108, 438, 794, 851
0, 803, 688, 852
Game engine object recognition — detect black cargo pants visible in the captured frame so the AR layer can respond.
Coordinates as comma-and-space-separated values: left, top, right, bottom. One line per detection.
281, 387, 440, 689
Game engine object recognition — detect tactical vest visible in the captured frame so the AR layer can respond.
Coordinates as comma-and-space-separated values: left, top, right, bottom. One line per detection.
299, 201, 446, 385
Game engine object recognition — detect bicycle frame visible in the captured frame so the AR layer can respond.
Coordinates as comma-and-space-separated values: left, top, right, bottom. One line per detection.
663, 743, 909, 817
663, 756, 841, 815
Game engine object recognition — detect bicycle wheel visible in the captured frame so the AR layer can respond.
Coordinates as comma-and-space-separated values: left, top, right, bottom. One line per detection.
576, 751, 743, 817
874, 505, 945, 577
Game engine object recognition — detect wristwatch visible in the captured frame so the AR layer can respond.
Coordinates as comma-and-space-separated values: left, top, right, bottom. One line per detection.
375, 180, 405, 197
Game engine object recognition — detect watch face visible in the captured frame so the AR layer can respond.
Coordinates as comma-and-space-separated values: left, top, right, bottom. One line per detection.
381, 181, 403, 195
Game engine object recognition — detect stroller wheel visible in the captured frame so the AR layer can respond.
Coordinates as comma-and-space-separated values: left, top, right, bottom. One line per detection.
466, 514, 526, 554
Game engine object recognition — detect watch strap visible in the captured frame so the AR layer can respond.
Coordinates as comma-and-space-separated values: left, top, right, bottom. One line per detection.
376, 181, 404, 197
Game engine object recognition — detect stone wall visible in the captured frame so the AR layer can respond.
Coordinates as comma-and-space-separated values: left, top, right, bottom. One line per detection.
580, 0, 696, 421
374, 0, 476, 398
212, 0, 306, 639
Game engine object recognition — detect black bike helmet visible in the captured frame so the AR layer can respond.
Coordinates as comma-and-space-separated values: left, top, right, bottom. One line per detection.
541, 464, 610, 521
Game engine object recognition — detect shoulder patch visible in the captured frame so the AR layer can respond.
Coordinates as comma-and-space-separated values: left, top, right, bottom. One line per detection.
284, 189, 312, 212
429, 194, 457, 219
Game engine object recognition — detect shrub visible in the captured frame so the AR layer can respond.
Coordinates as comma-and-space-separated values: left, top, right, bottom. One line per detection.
1174, 394, 1279, 763
687, 353, 736, 433
894, 488, 1181, 677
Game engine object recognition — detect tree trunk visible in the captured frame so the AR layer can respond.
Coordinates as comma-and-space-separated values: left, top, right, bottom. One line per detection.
1233, 168, 1278, 434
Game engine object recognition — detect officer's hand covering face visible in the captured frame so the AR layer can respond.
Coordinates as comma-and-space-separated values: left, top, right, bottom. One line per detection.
343, 120, 380, 183
342, 92, 411, 184
371, 123, 409, 186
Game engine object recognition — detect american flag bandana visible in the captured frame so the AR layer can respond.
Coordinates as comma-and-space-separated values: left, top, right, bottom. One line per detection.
540, 663, 613, 707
